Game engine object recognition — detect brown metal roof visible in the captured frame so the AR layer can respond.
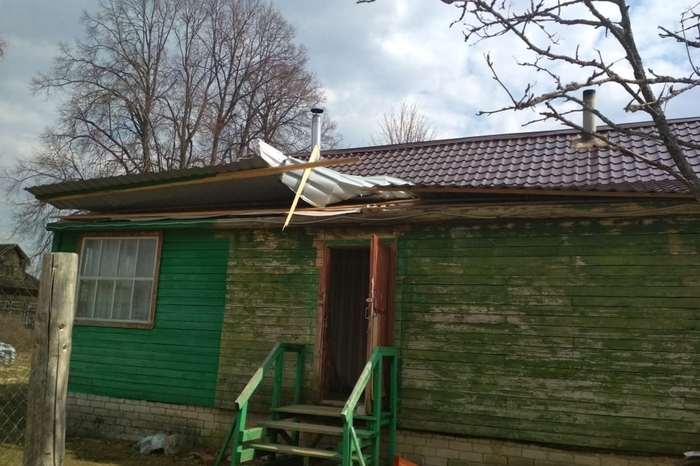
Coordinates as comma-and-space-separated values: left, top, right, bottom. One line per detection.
28, 117, 700, 215
319, 118, 700, 195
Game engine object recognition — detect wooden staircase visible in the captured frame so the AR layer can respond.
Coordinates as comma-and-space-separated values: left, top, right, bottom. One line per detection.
214, 343, 398, 466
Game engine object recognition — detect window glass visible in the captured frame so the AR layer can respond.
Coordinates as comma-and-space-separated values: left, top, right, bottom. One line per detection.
136, 239, 157, 277
81, 239, 101, 277
94, 280, 115, 319
132, 281, 153, 322
98, 239, 119, 277
112, 281, 133, 320
76, 234, 160, 326
117, 240, 138, 277
76, 279, 97, 318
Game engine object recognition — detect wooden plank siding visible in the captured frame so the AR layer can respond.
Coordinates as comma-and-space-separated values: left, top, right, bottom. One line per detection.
53, 214, 700, 455
215, 229, 318, 412
395, 216, 700, 455
54, 228, 228, 406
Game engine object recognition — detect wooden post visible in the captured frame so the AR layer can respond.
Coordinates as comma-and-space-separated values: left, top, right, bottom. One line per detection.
23, 253, 79, 466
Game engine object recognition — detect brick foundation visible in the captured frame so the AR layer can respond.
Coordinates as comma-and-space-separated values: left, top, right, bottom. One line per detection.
65, 392, 261, 446
66, 393, 682, 465
393, 431, 680, 466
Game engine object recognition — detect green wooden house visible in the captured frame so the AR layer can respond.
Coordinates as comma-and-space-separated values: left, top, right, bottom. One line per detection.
29, 116, 700, 466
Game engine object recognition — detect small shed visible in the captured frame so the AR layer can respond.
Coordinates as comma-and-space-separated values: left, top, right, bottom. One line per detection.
0, 244, 39, 326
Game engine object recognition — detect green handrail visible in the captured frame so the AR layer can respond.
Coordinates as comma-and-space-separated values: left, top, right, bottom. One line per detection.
235, 342, 305, 409
340, 346, 398, 466
214, 342, 306, 466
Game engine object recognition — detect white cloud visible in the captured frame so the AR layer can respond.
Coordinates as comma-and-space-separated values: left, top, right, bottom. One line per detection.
1, 0, 696, 152
0, 0, 697, 154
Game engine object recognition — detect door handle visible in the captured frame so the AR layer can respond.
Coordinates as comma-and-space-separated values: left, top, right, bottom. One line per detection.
365, 297, 374, 320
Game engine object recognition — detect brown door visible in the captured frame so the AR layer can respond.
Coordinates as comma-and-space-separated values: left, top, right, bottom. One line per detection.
366, 235, 393, 355
315, 237, 395, 404
365, 235, 395, 410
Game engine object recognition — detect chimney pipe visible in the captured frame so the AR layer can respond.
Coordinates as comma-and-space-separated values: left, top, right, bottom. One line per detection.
582, 89, 596, 140
311, 108, 323, 150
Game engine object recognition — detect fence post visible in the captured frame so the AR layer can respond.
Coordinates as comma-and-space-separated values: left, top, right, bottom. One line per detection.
23, 253, 78, 466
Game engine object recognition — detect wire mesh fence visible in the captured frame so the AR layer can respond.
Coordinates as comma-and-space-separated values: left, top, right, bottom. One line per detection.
0, 244, 39, 466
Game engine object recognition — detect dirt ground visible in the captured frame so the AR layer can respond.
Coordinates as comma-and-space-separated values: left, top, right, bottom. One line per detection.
2, 436, 216, 466
65, 437, 211, 466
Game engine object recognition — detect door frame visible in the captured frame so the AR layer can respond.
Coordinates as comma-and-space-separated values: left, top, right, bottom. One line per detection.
312, 237, 397, 403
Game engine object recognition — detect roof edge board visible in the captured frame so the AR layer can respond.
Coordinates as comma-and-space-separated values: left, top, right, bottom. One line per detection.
34, 156, 362, 205
365, 185, 694, 199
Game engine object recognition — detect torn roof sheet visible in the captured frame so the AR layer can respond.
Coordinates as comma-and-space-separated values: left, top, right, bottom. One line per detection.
258, 140, 413, 207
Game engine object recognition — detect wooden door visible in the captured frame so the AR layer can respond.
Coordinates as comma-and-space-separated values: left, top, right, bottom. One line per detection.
366, 235, 392, 355
365, 235, 395, 410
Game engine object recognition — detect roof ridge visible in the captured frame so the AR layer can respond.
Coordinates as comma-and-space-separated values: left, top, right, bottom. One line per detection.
319, 116, 700, 155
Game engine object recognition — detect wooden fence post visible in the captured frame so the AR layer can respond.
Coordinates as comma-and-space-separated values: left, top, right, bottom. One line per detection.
23, 253, 79, 466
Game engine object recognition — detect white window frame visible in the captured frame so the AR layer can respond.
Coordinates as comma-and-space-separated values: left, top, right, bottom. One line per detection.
75, 232, 162, 328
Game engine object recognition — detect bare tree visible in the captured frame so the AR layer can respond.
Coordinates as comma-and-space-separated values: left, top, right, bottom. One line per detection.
0, 35, 5, 59
372, 100, 437, 145
5, 0, 340, 252
359, 0, 700, 199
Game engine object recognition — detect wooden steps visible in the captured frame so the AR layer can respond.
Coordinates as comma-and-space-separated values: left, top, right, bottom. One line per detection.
216, 345, 398, 466
248, 442, 370, 462
273, 404, 385, 422
241, 404, 378, 464
258, 419, 375, 438
273, 404, 342, 417
248, 442, 342, 460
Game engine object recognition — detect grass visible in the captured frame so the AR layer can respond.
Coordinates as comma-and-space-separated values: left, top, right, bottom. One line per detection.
0, 313, 33, 456
1, 437, 206, 466
0, 314, 34, 353
0, 351, 31, 446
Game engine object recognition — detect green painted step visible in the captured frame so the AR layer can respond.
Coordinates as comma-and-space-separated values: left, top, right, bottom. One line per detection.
247, 442, 342, 460
273, 404, 386, 421
248, 442, 370, 462
258, 420, 375, 438
273, 404, 342, 417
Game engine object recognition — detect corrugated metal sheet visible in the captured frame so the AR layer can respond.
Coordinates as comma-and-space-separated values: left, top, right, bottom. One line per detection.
259, 140, 413, 207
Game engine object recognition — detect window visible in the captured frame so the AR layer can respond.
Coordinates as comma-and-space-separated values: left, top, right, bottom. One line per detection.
76, 234, 161, 327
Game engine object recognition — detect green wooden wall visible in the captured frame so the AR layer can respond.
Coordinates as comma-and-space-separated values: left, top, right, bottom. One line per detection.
55, 214, 700, 455
55, 228, 228, 406
216, 229, 318, 411
396, 217, 700, 455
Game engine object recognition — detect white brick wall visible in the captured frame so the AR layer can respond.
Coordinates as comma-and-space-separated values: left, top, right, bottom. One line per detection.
394, 431, 680, 466
66, 394, 682, 465
66, 392, 264, 445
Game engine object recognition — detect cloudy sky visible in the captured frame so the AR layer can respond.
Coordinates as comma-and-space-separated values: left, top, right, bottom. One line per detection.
0, 0, 697, 252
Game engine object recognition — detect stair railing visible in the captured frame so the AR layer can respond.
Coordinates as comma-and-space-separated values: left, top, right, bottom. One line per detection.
214, 342, 305, 466
340, 346, 398, 466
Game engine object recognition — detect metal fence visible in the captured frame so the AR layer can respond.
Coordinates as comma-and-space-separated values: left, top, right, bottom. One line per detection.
0, 272, 38, 465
